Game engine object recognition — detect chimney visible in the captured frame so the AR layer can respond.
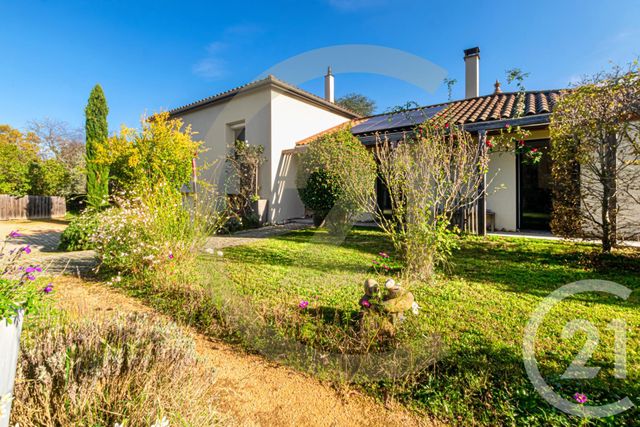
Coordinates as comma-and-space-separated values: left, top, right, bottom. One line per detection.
324, 66, 334, 103
463, 47, 480, 99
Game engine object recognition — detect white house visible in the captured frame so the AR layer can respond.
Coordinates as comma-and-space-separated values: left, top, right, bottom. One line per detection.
169, 73, 359, 224
169, 48, 566, 232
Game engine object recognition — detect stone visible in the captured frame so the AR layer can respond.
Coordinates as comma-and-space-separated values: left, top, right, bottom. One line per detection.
363, 278, 378, 296
382, 289, 415, 313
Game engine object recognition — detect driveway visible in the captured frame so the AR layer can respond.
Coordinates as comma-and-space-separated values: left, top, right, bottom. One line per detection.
1, 219, 98, 275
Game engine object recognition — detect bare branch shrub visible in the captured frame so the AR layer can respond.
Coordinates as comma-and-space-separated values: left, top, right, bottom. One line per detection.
551, 61, 640, 251
373, 117, 489, 279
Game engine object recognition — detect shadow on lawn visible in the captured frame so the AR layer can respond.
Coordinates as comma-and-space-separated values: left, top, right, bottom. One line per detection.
412, 330, 640, 424
449, 237, 640, 304
223, 229, 393, 275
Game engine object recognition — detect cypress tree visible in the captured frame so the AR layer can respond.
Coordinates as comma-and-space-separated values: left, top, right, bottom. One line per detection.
85, 84, 109, 208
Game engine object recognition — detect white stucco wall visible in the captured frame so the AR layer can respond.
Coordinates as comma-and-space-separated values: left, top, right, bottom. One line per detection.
173, 86, 273, 199
486, 151, 517, 231
174, 83, 352, 224
269, 88, 351, 223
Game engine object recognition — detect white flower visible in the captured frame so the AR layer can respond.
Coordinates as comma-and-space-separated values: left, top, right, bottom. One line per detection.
205, 248, 214, 254
217, 250, 224, 257
150, 416, 169, 427
114, 422, 125, 427
411, 301, 420, 315
0, 393, 13, 418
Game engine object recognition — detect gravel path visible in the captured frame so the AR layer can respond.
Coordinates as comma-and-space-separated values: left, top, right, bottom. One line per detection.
53, 277, 435, 426
2, 220, 311, 276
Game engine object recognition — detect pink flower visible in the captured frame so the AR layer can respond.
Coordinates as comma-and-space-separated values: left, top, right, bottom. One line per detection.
505, 123, 511, 128
444, 123, 450, 129
8, 230, 22, 238
43, 283, 53, 294
378, 252, 389, 258
361, 299, 371, 308
383, 265, 390, 271
519, 140, 525, 147
531, 148, 538, 153
26, 274, 35, 281
298, 300, 309, 309
573, 393, 587, 404
168, 251, 174, 260
22, 245, 31, 254
25, 266, 42, 273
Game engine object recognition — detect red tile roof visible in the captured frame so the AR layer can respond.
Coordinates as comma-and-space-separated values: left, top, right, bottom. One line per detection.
295, 89, 564, 146
441, 90, 562, 125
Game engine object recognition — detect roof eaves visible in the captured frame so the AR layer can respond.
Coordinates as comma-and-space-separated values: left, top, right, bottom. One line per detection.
168, 75, 361, 119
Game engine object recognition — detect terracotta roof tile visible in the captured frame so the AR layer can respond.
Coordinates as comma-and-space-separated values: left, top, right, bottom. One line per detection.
296, 89, 564, 146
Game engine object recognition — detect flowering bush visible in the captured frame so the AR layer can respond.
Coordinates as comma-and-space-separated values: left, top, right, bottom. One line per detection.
0, 230, 52, 322
58, 210, 99, 251
91, 185, 205, 275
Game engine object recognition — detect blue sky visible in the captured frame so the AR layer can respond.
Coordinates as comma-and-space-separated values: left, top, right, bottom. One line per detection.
1, 0, 639, 133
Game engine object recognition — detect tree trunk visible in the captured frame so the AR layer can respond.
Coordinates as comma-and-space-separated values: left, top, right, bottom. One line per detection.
601, 132, 618, 253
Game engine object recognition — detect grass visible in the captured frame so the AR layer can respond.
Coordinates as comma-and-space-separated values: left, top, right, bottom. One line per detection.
119, 227, 640, 426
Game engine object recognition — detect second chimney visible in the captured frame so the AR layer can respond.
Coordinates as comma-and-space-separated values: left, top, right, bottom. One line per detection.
324, 66, 334, 103
463, 47, 480, 99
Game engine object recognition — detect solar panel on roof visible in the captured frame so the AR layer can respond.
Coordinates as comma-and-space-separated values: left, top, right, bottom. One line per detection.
351, 104, 445, 135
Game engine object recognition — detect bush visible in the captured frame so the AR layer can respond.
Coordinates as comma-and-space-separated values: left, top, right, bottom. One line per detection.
58, 211, 99, 251
297, 170, 341, 224
92, 183, 221, 276
99, 112, 201, 195
297, 127, 376, 234
12, 313, 219, 426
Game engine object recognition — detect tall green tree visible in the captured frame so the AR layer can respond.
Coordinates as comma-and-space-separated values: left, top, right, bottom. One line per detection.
85, 85, 109, 208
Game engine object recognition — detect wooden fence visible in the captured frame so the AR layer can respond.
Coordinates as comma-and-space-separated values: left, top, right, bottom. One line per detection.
0, 195, 66, 220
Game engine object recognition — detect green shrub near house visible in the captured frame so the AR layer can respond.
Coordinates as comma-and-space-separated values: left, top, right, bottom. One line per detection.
297, 127, 376, 233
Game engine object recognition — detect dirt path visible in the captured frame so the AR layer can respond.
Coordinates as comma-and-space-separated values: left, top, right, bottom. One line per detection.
54, 277, 436, 427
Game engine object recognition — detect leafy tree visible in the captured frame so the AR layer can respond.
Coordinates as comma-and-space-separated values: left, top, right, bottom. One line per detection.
27, 118, 86, 194
297, 126, 376, 234
550, 62, 640, 252
336, 93, 376, 116
99, 112, 200, 195
85, 85, 110, 208
297, 169, 341, 225
0, 125, 39, 195
28, 159, 71, 196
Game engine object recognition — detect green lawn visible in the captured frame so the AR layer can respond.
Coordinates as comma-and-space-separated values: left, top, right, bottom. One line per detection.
148, 228, 640, 425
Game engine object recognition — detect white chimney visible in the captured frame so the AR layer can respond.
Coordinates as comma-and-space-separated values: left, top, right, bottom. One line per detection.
324, 66, 334, 102
463, 47, 480, 99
